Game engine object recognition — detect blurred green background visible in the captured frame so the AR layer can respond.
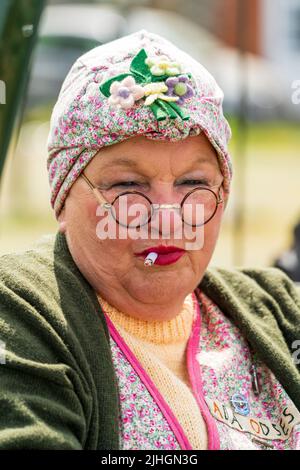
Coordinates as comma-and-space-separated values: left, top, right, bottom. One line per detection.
1, 0, 300, 271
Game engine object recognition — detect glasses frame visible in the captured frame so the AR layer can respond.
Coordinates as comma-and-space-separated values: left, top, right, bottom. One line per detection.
81, 172, 224, 228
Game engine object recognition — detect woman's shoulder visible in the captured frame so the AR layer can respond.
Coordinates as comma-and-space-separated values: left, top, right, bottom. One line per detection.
200, 265, 300, 326
0, 233, 68, 303
0, 231, 80, 290
0, 231, 108, 341
0, 230, 112, 381
0, 234, 57, 295
0, 231, 89, 334
203, 265, 300, 297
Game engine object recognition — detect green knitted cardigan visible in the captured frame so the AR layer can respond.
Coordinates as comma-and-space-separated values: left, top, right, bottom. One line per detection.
0, 231, 299, 450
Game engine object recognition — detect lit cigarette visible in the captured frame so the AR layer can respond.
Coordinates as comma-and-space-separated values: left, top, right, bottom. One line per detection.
144, 252, 158, 267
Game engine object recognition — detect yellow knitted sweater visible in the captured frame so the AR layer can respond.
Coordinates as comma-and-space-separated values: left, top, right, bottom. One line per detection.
97, 293, 208, 450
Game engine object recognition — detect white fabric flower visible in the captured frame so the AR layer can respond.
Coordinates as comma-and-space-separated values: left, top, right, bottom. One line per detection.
145, 56, 182, 76
108, 76, 145, 110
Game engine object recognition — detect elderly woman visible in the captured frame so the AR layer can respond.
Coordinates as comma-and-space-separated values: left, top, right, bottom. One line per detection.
0, 30, 300, 451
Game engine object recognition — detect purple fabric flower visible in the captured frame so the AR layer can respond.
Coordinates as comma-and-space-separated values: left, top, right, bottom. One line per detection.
165, 75, 194, 105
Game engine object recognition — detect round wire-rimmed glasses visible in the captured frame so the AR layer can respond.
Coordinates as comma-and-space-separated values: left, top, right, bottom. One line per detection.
81, 172, 224, 228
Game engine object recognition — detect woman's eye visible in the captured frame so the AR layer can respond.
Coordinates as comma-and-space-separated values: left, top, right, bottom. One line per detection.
178, 179, 210, 186
111, 181, 140, 188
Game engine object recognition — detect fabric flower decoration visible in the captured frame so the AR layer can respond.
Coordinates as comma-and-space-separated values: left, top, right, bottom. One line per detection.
100, 48, 192, 121
145, 55, 182, 77
143, 82, 179, 106
165, 75, 194, 105
108, 76, 145, 110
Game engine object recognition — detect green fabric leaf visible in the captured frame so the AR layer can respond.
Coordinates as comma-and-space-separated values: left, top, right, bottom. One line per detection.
149, 102, 168, 121
167, 101, 190, 120
99, 73, 133, 97
150, 74, 173, 83
133, 74, 148, 84
149, 100, 190, 121
130, 48, 152, 82
156, 100, 178, 119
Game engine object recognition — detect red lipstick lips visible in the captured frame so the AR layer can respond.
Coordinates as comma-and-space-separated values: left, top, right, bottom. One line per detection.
135, 245, 186, 266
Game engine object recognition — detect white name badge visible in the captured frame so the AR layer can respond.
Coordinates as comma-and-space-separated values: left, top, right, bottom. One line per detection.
206, 397, 300, 441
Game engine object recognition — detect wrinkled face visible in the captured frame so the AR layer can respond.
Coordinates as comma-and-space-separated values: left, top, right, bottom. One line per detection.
58, 134, 225, 316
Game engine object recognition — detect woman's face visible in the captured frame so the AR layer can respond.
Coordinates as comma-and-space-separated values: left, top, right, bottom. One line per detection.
59, 134, 225, 319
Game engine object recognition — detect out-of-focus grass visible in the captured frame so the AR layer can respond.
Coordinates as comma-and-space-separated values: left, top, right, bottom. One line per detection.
0, 211, 57, 255
223, 119, 300, 267
227, 118, 300, 152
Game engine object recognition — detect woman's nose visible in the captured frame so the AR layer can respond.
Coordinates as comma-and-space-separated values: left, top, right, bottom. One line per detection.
149, 185, 183, 238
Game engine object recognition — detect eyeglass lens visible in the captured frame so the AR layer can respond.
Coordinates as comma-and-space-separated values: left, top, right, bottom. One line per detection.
108, 189, 218, 228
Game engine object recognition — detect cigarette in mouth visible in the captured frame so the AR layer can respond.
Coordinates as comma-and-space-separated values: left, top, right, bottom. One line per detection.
144, 252, 158, 267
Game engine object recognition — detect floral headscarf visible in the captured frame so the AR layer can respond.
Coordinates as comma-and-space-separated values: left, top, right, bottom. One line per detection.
47, 29, 232, 216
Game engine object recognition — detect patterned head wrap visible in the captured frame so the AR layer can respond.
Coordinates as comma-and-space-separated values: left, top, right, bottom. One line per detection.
47, 29, 232, 216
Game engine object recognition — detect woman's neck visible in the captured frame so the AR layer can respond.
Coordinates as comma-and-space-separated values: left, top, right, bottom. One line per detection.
95, 284, 192, 322
97, 291, 195, 343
